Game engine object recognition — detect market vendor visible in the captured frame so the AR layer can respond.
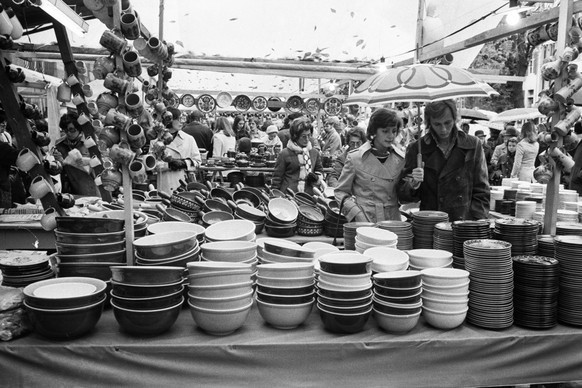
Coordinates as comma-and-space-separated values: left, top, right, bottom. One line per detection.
398, 100, 490, 221
272, 116, 324, 195
335, 109, 405, 222
156, 107, 201, 193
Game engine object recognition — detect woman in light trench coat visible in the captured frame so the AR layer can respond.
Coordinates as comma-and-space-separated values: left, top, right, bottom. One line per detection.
335, 108, 405, 223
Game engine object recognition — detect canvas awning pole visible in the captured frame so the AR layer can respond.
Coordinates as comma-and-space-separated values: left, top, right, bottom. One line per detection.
415, 0, 426, 167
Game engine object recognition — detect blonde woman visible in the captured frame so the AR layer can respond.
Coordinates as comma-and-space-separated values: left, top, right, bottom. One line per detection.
212, 117, 236, 158
511, 121, 539, 182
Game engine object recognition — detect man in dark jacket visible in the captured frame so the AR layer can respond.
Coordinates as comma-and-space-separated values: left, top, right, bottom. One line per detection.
398, 100, 490, 221
182, 110, 213, 158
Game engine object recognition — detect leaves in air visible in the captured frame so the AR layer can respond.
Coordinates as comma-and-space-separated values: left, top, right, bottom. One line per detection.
356, 39, 364, 46
314, 25, 317, 31
350, 11, 355, 18
229, 18, 238, 21
330, 8, 336, 13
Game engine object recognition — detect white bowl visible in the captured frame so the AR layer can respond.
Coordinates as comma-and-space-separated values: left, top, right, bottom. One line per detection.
188, 281, 253, 298
263, 241, 315, 258
422, 288, 469, 301
257, 262, 314, 279
422, 280, 470, 294
255, 237, 301, 249
256, 274, 315, 288
420, 268, 470, 287
187, 270, 253, 287
188, 300, 253, 335
187, 261, 253, 274
422, 305, 468, 330
258, 248, 314, 264
133, 231, 197, 259
409, 259, 453, 271
373, 308, 421, 333
318, 270, 372, 288
422, 295, 469, 312
200, 241, 257, 262
268, 198, 299, 222
303, 242, 339, 251
356, 227, 398, 245
204, 220, 256, 241
407, 249, 453, 268
364, 247, 409, 272
317, 278, 372, 291
256, 297, 314, 329
188, 289, 254, 310
147, 221, 205, 237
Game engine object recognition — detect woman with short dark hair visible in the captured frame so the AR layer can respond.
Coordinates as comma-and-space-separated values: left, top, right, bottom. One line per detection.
334, 108, 405, 222
326, 126, 366, 187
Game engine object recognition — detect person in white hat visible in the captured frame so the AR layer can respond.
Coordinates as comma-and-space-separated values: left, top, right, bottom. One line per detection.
264, 124, 282, 154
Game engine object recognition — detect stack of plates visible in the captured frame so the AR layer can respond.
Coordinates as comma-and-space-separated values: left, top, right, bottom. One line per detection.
205, 219, 256, 242
556, 222, 582, 236
493, 218, 540, 256
495, 200, 515, 216
354, 227, 398, 254
0, 252, 55, 287
376, 221, 413, 250
562, 201, 579, 212
343, 222, 375, 251
490, 191, 504, 212
559, 190, 578, 208
411, 211, 449, 249
557, 210, 578, 223
463, 239, 514, 330
504, 188, 518, 200
513, 255, 559, 329
433, 222, 453, 255
452, 220, 490, 270
524, 195, 544, 212
200, 241, 258, 270
555, 236, 582, 326
536, 235, 555, 258
515, 201, 537, 220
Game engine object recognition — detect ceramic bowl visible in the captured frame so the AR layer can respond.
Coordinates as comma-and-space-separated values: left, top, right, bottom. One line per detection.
57, 262, 117, 281
422, 305, 468, 330
147, 221, 205, 237
318, 252, 373, 275
109, 266, 184, 285
421, 295, 469, 312
407, 249, 453, 268
373, 270, 422, 289
188, 281, 254, 299
56, 240, 126, 256
54, 229, 125, 244
422, 280, 470, 295
372, 297, 422, 316
373, 289, 422, 305
256, 298, 314, 329
162, 208, 192, 223
374, 308, 421, 333
111, 279, 184, 298
317, 299, 373, 315
420, 268, 470, 287
204, 199, 233, 214
202, 211, 235, 226
256, 263, 314, 279
318, 270, 372, 288
56, 249, 127, 264
421, 288, 469, 301
111, 298, 183, 335
56, 216, 124, 233
24, 277, 107, 309
204, 219, 256, 241
256, 284, 315, 296
317, 278, 372, 292
268, 198, 298, 223
364, 247, 409, 273
188, 289, 254, 310
256, 290, 314, 305
187, 269, 253, 287
256, 274, 314, 288
316, 291, 373, 308
187, 261, 253, 275
188, 300, 253, 335
200, 241, 257, 262
133, 231, 198, 260
91, 210, 149, 230
356, 227, 398, 245
317, 284, 372, 299
374, 284, 422, 298
110, 288, 184, 310
318, 304, 372, 334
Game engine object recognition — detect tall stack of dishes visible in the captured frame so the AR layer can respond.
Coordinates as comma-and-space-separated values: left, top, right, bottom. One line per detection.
372, 271, 422, 333
452, 220, 490, 270
433, 221, 453, 255
554, 236, 582, 326
342, 222, 375, 251
0, 252, 54, 287
492, 218, 539, 256
376, 221, 414, 250
411, 211, 448, 249
421, 268, 469, 330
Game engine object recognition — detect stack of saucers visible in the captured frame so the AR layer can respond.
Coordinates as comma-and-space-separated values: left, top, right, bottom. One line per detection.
557, 209, 579, 223
515, 201, 537, 220
433, 221, 453, 253
316, 252, 373, 334
342, 222, 375, 251
372, 271, 422, 333
421, 268, 470, 330
493, 218, 539, 256
512, 255, 559, 329
204, 219, 257, 242
407, 249, 453, 271
364, 247, 409, 273
354, 227, 398, 254
452, 220, 490, 270
556, 222, 582, 236
554, 236, 582, 326
0, 252, 55, 287
133, 231, 200, 268
464, 239, 514, 329
256, 262, 316, 329
376, 221, 413, 250
411, 211, 449, 249
187, 261, 255, 335
536, 235, 555, 258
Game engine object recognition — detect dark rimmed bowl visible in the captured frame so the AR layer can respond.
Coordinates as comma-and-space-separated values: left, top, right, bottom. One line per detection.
56, 216, 124, 233
373, 289, 422, 305
210, 187, 233, 202
317, 299, 372, 315
56, 249, 127, 264
317, 285, 372, 300
318, 252, 372, 275
204, 199, 233, 214
233, 190, 261, 208
110, 266, 185, 285
110, 288, 184, 310
56, 240, 126, 256
55, 229, 125, 244
372, 298, 422, 316
162, 208, 192, 223
23, 277, 107, 309
256, 290, 315, 305
24, 296, 106, 339
316, 291, 373, 308
111, 298, 183, 335
265, 224, 296, 238
111, 280, 184, 298
257, 284, 315, 296
374, 284, 422, 298
318, 304, 372, 334
202, 210, 235, 226
373, 270, 422, 289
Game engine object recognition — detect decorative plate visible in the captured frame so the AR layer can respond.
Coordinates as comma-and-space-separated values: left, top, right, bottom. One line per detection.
252, 96, 268, 111
216, 92, 233, 108
166, 96, 180, 109
286, 95, 304, 113
180, 93, 196, 108
304, 98, 320, 114
267, 97, 282, 112
233, 95, 252, 112
197, 94, 216, 113
323, 97, 343, 116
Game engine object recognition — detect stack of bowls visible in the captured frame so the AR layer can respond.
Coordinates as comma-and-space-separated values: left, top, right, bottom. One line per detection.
266, 198, 298, 238
55, 217, 126, 282
363, 247, 409, 273
323, 200, 347, 238
23, 277, 107, 339
342, 222, 376, 251
235, 203, 267, 234
420, 268, 469, 329
354, 227, 398, 253
147, 221, 206, 244
204, 219, 257, 242
92, 210, 150, 238
110, 266, 184, 335
256, 262, 315, 329
133, 231, 200, 268
407, 249, 453, 271
372, 271, 422, 333
316, 252, 373, 333
296, 205, 325, 236
257, 239, 315, 265
201, 241, 258, 273
187, 261, 254, 335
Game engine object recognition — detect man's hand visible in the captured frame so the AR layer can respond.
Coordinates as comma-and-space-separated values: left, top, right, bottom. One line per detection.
168, 159, 187, 171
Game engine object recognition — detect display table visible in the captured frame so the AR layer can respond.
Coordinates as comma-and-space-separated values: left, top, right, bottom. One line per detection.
2, 304, 582, 387
199, 165, 333, 184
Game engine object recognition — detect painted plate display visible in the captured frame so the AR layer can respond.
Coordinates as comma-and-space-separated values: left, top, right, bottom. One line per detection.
197, 94, 216, 113
304, 98, 321, 114
286, 95, 304, 113
233, 95, 252, 112
252, 96, 268, 111
180, 93, 196, 108
268, 97, 282, 112
167, 96, 180, 109
323, 97, 343, 116
216, 92, 233, 108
